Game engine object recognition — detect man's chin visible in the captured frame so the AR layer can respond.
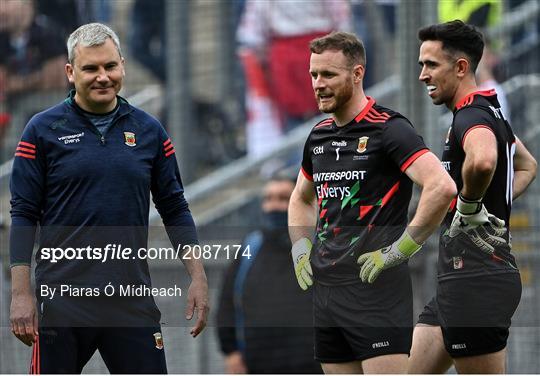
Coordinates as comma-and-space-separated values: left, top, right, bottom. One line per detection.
318, 105, 335, 114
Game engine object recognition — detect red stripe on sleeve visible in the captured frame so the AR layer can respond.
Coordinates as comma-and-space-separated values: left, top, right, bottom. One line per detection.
400, 148, 429, 172
18, 141, 36, 149
301, 167, 313, 181
15, 152, 36, 160
16, 146, 36, 154
165, 149, 176, 157
461, 125, 494, 148
164, 143, 174, 152
163, 138, 171, 146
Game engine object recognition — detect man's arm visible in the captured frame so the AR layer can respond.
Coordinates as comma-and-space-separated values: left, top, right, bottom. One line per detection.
288, 171, 317, 290
460, 128, 498, 199
446, 127, 507, 253
10, 265, 38, 346
358, 152, 456, 283
179, 252, 209, 338
512, 137, 537, 201
151, 127, 209, 338
288, 171, 317, 243
405, 152, 457, 242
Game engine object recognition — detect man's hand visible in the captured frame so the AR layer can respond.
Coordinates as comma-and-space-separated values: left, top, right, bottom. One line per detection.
185, 277, 209, 338
225, 351, 247, 374
447, 194, 507, 254
10, 292, 38, 346
291, 238, 313, 290
357, 230, 422, 283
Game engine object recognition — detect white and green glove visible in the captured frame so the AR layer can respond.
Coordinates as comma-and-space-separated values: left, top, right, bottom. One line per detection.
291, 238, 313, 291
447, 194, 507, 254
357, 230, 422, 283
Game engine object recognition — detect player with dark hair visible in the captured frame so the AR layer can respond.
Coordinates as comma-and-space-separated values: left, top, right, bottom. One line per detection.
288, 31, 456, 374
410, 20, 537, 374
9, 23, 209, 374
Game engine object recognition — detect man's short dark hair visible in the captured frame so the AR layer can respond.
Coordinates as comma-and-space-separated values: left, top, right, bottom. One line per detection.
310, 31, 366, 67
269, 169, 296, 185
418, 20, 485, 73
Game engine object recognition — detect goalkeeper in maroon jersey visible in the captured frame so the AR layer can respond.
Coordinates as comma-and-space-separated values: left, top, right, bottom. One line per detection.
288, 31, 456, 374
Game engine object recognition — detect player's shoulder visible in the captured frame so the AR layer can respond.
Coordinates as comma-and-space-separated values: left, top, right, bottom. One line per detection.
369, 103, 413, 128
124, 101, 165, 137
24, 100, 69, 134
312, 117, 334, 130
453, 95, 496, 128
454, 89, 499, 120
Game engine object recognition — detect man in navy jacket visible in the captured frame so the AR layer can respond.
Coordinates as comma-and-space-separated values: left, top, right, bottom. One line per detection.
9, 23, 208, 374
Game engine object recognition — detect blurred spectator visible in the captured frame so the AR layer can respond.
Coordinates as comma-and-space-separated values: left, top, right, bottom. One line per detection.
350, 0, 398, 88
0, 0, 67, 154
237, 0, 351, 158
0, 0, 67, 98
438, 0, 502, 28
477, 43, 511, 122
217, 173, 322, 374
37, 0, 108, 39
129, 0, 166, 82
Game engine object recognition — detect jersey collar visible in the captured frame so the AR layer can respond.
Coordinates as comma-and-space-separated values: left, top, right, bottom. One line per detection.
354, 96, 376, 123
65, 89, 134, 117
455, 89, 496, 110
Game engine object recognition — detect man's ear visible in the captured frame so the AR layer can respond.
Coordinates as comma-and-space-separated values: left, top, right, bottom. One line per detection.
353, 64, 365, 83
455, 58, 470, 78
65, 63, 75, 84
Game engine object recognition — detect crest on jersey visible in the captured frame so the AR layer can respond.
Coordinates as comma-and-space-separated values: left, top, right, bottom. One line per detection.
153, 332, 164, 350
356, 136, 369, 153
124, 132, 136, 147
453, 256, 463, 270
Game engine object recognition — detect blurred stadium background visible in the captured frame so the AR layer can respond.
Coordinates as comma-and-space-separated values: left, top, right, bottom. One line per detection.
0, 0, 539, 373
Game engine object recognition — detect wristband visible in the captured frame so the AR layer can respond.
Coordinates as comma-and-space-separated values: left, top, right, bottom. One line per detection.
396, 230, 422, 258
457, 193, 483, 215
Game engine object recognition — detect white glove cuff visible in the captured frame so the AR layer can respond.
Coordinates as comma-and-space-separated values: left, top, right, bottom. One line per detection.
291, 237, 312, 262
457, 194, 483, 215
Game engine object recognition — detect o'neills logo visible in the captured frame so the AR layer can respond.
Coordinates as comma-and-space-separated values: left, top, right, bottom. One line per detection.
372, 341, 390, 349
124, 132, 136, 147
332, 140, 347, 147
357, 136, 369, 153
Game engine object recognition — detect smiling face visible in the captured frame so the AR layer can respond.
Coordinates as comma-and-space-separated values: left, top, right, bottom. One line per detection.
309, 50, 362, 116
418, 40, 462, 109
65, 38, 125, 113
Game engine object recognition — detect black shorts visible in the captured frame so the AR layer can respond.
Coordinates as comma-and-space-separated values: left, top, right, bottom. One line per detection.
31, 326, 167, 374
33, 295, 167, 373
417, 272, 522, 357
313, 267, 413, 363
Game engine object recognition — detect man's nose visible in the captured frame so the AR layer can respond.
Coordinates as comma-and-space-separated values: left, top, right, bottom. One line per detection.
96, 68, 109, 82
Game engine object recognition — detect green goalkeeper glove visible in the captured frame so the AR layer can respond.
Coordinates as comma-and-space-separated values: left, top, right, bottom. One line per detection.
447, 194, 507, 254
357, 230, 422, 283
291, 237, 313, 291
